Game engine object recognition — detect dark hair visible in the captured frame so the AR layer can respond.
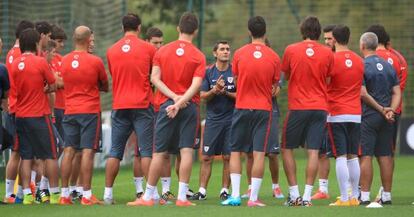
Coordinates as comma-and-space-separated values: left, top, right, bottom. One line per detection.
323, 24, 336, 33
300, 16, 321, 40
15, 20, 34, 39
122, 13, 141, 32
248, 16, 266, 38
178, 12, 199, 34
146, 27, 163, 40
35, 21, 52, 35
19, 28, 40, 53
332, 25, 350, 45
51, 24, 67, 40
213, 40, 229, 52
45, 40, 57, 52
366, 24, 389, 45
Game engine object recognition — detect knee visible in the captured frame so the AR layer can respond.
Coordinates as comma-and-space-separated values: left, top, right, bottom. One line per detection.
222, 155, 230, 162
202, 155, 213, 164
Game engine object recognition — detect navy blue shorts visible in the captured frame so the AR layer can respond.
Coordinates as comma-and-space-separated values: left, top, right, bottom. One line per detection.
62, 113, 102, 151
202, 120, 231, 156
110, 108, 154, 160
54, 108, 65, 146
392, 114, 400, 150
3, 112, 18, 151
266, 111, 280, 154
361, 113, 394, 157
16, 116, 58, 160
282, 110, 327, 150
154, 100, 200, 153
326, 122, 360, 158
230, 109, 272, 153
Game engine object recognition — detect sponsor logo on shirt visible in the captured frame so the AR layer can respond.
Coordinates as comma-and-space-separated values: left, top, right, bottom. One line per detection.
345, 59, 353, 68
376, 63, 384, 71
122, 44, 131, 53
306, 48, 314, 57
176, 48, 185, 56
18, 62, 25, 71
387, 57, 394, 65
72, 60, 79, 69
253, 51, 262, 59
8, 56, 13, 64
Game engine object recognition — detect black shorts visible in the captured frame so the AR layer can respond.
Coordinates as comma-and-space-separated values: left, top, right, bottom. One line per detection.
282, 110, 327, 150
54, 108, 65, 146
326, 122, 360, 158
361, 113, 394, 157
3, 112, 18, 151
229, 109, 272, 153
62, 113, 102, 151
16, 116, 58, 160
202, 120, 231, 156
153, 100, 200, 153
266, 111, 280, 154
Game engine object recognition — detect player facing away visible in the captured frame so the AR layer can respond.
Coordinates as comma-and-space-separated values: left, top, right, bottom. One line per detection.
127, 12, 206, 207
221, 16, 281, 207
59, 26, 109, 205
189, 41, 234, 201
3, 20, 35, 204
312, 24, 336, 200
12, 28, 60, 205
104, 13, 156, 205
325, 25, 364, 206
281, 16, 334, 207
358, 32, 401, 205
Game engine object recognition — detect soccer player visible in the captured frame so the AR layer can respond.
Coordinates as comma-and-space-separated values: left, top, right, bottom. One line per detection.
189, 41, 234, 201
35, 21, 52, 55
311, 24, 336, 200
59, 26, 108, 205
12, 28, 60, 205
146, 27, 164, 49
104, 13, 156, 205
281, 16, 334, 207
128, 12, 205, 207
3, 20, 35, 204
221, 16, 281, 207
326, 25, 364, 206
359, 32, 401, 205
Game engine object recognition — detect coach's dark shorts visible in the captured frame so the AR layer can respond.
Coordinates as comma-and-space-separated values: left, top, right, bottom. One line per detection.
16, 116, 58, 160
361, 113, 394, 157
202, 120, 231, 156
110, 108, 154, 160
282, 110, 327, 150
3, 112, 19, 151
63, 113, 102, 151
326, 122, 360, 158
154, 100, 199, 153
230, 109, 272, 153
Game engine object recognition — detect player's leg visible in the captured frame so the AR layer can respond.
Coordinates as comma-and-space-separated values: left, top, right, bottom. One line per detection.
266, 113, 284, 199
4, 113, 21, 203
69, 151, 81, 199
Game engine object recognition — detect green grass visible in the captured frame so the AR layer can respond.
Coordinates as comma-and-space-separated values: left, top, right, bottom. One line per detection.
1, 155, 414, 217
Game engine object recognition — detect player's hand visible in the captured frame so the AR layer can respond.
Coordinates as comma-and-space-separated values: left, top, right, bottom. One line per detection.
384, 110, 395, 123
1, 99, 8, 112
166, 104, 179, 119
172, 95, 189, 109
216, 75, 225, 89
218, 86, 227, 95
272, 85, 281, 97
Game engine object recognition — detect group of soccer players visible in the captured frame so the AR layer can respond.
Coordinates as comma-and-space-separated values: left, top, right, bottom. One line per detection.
0, 11, 408, 207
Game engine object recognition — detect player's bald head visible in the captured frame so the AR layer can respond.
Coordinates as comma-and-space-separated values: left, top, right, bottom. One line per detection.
73, 26, 91, 45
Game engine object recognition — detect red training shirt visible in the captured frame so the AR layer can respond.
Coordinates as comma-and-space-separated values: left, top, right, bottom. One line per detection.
5, 45, 21, 113
51, 53, 65, 109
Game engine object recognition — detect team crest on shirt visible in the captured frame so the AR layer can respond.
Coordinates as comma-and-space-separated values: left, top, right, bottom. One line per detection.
176, 48, 185, 56
227, 77, 234, 83
8, 56, 13, 64
376, 63, 384, 71
18, 62, 25, 71
345, 59, 353, 68
122, 44, 131, 53
306, 48, 314, 57
204, 146, 209, 152
387, 57, 394, 65
72, 60, 79, 69
253, 51, 262, 59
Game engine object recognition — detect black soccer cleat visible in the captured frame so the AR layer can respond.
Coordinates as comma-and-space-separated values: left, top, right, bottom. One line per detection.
220, 191, 230, 201
189, 192, 206, 201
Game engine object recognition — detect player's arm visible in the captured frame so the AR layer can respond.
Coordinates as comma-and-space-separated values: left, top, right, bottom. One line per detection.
48, 92, 56, 118
151, 65, 178, 100
98, 62, 109, 92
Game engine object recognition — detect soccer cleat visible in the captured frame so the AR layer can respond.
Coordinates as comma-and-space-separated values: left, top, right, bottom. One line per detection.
90, 195, 104, 205
49, 193, 60, 204
14, 197, 23, 204
284, 195, 303, 207
374, 187, 383, 202
349, 198, 360, 206
29, 182, 36, 196
311, 190, 330, 200
135, 192, 143, 199
81, 195, 103, 206
247, 200, 266, 207
23, 194, 34, 205
189, 192, 206, 201
59, 196, 73, 205
186, 189, 195, 199
377, 198, 392, 205
220, 191, 230, 201
176, 199, 196, 207
126, 198, 154, 206
241, 189, 251, 199
70, 190, 81, 201
302, 200, 313, 207
273, 187, 285, 199
359, 200, 370, 205
221, 196, 241, 206
3, 194, 16, 204
329, 199, 350, 206
104, 198, 115, 205
40, 189, 51, 203
162, 191, 175, 200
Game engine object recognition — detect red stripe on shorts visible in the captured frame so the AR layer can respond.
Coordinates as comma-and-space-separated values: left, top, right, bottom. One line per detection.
45, 116, 57, 159
281, 111, 291, 149
263, 111, 273, 152
327, 123, 337, 158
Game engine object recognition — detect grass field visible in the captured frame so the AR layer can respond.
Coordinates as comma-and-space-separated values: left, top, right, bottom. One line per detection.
1, 155, 414, 217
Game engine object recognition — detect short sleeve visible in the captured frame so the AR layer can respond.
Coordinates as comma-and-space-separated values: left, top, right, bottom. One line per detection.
153, 49, 161, 67
193, 54, 206, 79
96, 58, 108, 82
231, 51, 239, 76
281, 47, 291, 77
201, 69, 210, 91
273, 54, 281, 84
42, 60, 56, 85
